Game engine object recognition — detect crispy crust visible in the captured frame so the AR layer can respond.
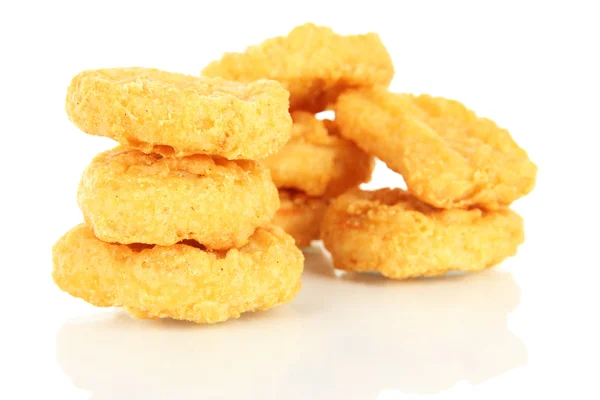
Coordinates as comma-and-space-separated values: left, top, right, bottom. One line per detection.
66, 67, 292, 159
52, 224, 304, 324
321, 188, 524, 279
202, 23, 394, 112
78, 147, 278, 249
263, 112, 375, 197
335, 89, 537, 209
272, 190, 330, 248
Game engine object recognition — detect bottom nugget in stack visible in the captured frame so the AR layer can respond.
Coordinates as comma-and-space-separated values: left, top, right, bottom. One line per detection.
53, 224, 303, 323
264, 112, 375, 247
53, 67, 304, 323
321, 188, 524, 280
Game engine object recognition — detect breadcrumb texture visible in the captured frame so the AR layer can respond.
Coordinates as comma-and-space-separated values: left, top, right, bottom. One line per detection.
321, 188, 524, 279
78, 147, 278, 249
52, 224, 304, 324
335, 89, 537, 209
66, 67, 292, 159
273, 190, 330, 248
202, 23, 394, 112
263, 112, 375, 197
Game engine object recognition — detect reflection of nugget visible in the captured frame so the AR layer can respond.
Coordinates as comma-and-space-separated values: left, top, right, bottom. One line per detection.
78, 147, 278, 249
202, 23, 394, 112
263, 112, 375, 197
335, 89, 537, 209
273, 190, 330, 248
321, 188, 524, 279
66, 67, 291, 159
53, 224, 304, 324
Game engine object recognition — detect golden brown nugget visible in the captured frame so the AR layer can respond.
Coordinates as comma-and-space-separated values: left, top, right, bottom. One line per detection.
202, 23, 394, 112
321, 188, 524, 279
66, 67, 292, 159
52, 224, 304, 324
273, 190, 330, 248
78, 147, 278, 249
335, 89, 537, 209
263, 112, 375, 197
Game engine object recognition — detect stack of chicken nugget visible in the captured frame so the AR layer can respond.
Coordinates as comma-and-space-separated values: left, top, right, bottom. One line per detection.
52, 68, 304, 323
203, 23, 392, 247
203, 23, 537, 279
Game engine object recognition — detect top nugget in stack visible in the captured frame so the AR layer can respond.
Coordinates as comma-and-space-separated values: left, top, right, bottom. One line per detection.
203, 23, 537, 278
203, 23, 394, 246
52, 68, 304, 323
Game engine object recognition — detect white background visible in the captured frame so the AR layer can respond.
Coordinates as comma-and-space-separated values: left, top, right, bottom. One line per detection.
1, 1, 599, 399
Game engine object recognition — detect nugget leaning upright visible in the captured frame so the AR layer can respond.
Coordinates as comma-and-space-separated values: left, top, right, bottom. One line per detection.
54, 67, 303, 324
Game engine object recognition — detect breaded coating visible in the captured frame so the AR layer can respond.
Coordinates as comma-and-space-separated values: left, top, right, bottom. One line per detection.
202, 23, 394, 112
263, 112, 375, 197
335, 89, 537, 209
321, 188, 524, 279
78, 147, 278, 249
273, 190, 330, 248
52, 224, 304, 324
66, 67, 292, 159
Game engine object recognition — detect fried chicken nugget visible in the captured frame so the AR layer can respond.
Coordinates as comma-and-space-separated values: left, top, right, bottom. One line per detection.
78, 147, 278, 249
66, 68, 292, 159
263, 112, 375, 197
321, 188, 524, 279
202, 23, 394, 112
52, 224, 304, 324
335, 89, 537, 209
273, 190, 330, 248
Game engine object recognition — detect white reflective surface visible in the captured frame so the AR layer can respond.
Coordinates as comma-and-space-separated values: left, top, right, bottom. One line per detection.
55, 247, 526, 400
3, 2, 599, 398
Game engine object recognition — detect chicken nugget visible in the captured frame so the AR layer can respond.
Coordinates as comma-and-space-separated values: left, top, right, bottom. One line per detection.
202, 23, 394, 112
78, 147, 278, 249
321, 188, 524, 279
52, 224, 304, 324
66, 67, 292, 159
335, 89, 537, 209
273, 190, 330, 248
263, 112, 375, 197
